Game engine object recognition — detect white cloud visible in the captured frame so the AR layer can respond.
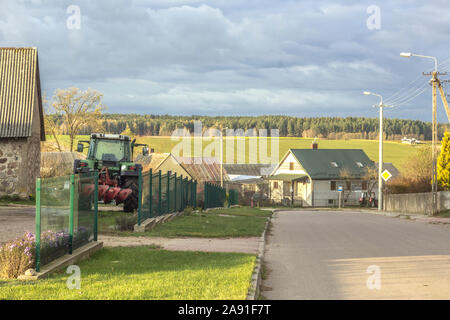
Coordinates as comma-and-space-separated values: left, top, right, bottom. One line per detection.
0, 0, 448, 120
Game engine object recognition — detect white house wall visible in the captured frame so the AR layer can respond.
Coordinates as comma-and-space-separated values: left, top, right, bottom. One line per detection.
274, 152, 307, 175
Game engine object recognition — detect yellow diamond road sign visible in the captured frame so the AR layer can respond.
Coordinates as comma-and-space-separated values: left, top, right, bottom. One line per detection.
381, 169, 392, 182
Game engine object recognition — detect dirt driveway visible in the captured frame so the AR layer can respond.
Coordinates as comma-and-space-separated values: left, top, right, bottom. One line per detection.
0, 206, 35, 245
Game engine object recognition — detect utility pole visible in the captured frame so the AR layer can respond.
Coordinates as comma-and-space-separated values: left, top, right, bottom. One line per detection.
363, 91, 392, 211
220, 127, 227, 188
400, 52, 449, 216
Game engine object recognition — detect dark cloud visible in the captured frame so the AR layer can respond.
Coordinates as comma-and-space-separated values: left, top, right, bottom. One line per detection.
1, 0, 449, 120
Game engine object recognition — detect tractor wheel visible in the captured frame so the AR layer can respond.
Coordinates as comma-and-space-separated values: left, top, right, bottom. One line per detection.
123, 177, 138, 213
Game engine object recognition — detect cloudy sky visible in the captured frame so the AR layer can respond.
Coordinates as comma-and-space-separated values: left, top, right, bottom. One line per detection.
1, 0, 450, 121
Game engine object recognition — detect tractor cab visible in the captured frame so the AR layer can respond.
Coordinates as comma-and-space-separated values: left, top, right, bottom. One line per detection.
74, 133, 150, 212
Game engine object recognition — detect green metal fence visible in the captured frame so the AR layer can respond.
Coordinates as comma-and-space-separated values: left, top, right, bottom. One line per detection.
35, 172, 98, 272
138, 169, 197, 225
228, 189, 239, 206
204, 182, 227, 209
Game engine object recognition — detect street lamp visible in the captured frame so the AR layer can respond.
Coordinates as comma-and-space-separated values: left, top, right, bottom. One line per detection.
400, 52, 437, 72
400, 52, 439, 216
363, 91, 391, 211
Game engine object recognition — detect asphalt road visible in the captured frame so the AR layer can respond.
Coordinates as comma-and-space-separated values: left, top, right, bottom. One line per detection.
262, 210, 450, 300
0, 206, 35, 245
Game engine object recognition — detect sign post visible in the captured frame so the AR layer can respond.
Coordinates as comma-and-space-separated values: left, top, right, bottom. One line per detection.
338, 185, 343, 208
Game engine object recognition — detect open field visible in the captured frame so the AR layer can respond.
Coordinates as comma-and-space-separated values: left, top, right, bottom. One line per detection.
44, 135, 423, 172
0, 247, 255, 300
98, 207, 270, 238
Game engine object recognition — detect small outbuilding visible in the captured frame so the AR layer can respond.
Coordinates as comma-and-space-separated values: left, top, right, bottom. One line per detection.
0, 48, 45, 198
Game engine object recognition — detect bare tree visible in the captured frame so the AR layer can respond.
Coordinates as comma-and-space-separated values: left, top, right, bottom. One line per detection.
48, 87, 106, 151
363, 166, 378, 194
43, 93, 63, 152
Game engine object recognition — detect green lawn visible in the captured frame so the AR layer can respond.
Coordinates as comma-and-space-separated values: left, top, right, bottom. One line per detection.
45, 135, 420, 172
0, 196, 35, 206
98, 207, 270, 238
0, 247, 255, 300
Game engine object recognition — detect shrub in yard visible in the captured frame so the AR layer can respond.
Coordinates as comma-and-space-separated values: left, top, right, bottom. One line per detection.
0, 232, 35, 279
183, 206, 193, 216
115, 215, 137, 231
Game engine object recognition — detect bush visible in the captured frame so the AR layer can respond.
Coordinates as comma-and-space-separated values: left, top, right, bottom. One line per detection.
115, 215, 137, 231
0, 232, 35, 279
183, 206, 193, 216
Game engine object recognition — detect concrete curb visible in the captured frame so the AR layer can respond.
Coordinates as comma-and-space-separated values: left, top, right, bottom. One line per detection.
246, 209, 276, 300
18, 241, 103, 280
134, 211, 184, 232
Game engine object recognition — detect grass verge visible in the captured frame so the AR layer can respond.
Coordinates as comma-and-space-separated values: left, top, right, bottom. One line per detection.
0, 247, 256, 300
0, 196, 35, 206
436, 210, 450, 218
98, 207, 270, 238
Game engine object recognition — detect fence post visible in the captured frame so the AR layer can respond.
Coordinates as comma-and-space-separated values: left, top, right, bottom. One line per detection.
94, 171, 98, 241
204, 182, 208, 209
194, 181, 197, 208
69, 174, 75, 255
158, 170, 162, 216
137, 167, 142, 225
149, 169, 153, 218
35, 178, 41, 272
167, 171, 171, 213
174, 172, 177, 213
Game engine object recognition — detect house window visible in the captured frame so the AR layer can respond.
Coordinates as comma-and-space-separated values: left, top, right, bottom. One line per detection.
362, 181, 368, 190
289, 162, 294, 170
273, 181, 278, 189
330, 181, 336, 190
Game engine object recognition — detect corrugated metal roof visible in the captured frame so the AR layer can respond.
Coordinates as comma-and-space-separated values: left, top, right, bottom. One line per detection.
0, 47, 45, 140
175, 156, 229, 182
135, 153, 170, 171
267, 173, 307, 181
223, 163, 277, 176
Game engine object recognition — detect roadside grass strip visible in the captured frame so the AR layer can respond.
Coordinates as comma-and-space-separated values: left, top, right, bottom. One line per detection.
0, 247, 256, 300
98, 207, 270, 238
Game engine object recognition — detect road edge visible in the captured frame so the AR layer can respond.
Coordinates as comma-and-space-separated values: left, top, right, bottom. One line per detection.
246, 209, 276, 300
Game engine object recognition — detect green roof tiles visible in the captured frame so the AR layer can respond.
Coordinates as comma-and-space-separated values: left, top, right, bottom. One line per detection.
288, 149, 375, 180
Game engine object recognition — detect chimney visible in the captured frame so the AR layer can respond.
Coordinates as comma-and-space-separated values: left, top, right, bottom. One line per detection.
311, 138, 318, 150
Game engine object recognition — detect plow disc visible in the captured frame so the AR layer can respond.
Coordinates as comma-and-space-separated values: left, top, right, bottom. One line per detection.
81, 183, 133, 205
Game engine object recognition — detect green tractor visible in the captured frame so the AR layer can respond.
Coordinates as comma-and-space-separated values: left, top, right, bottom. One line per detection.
74, 133, 149, 212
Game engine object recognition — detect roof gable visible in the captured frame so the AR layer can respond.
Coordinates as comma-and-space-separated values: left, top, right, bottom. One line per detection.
0, 48, 45, 140
289, 149, 375, 179
175, 157, 229, 182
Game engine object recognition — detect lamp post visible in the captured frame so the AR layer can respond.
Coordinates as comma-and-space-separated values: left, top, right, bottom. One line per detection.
400, 52, 439, 216
363, 91, 391, 211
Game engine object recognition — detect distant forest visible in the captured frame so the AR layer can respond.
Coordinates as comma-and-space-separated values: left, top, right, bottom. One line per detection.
47, 114, 449, 141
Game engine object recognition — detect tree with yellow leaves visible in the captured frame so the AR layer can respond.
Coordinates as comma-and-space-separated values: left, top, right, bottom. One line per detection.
438, 131, 450, 189
48, 87, 106, 151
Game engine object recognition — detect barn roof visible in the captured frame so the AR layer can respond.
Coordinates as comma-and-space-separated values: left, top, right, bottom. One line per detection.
223, 163, 277, 177
0, 48, 45, 140
175, 157, 229, 183
135, 153, 171, 172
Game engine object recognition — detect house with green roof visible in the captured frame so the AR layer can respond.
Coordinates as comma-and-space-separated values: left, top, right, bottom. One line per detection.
268, 146, 377, 206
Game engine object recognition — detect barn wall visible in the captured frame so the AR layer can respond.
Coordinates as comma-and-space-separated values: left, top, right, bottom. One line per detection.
0, 138, 29, 197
